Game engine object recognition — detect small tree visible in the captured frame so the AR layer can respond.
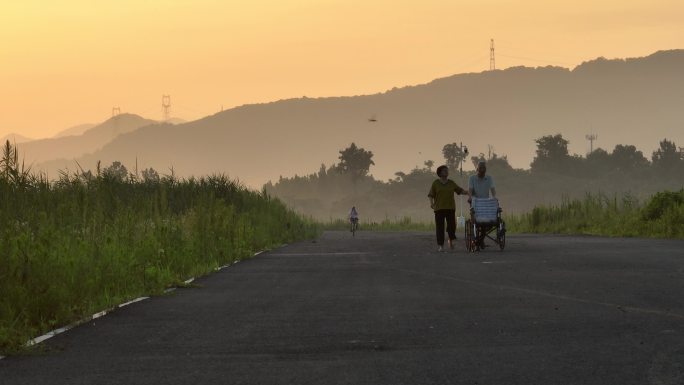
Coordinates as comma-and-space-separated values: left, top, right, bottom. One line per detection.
486, 153, 514, 172
103, 161, 128, 182
141, 167, 160, 183
530, 134, 571, 173
610, 144, 649, 173
423, 160, 434, 172
338, 143, 375, 180
652, 139, 682, 172
442, 143, 468, 172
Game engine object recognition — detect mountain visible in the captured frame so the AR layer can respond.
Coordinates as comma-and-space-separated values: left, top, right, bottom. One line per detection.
17, 114, 157, 167
35, 50, 684, 188
1, 133, 34, 144
53, 123, 97, 138
165, 117, 187, 125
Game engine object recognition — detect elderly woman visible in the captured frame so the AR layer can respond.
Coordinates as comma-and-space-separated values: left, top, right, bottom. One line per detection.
428, 165, 470, 252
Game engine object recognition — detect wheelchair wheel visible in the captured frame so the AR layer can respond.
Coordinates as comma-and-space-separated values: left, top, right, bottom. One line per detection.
497, 221, 506, 250
465, 219, 477, 252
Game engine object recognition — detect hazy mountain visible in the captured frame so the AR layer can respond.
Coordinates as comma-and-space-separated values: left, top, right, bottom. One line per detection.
17, 114, 157, 166
53, 123, 97, 138
165, 117, 187, 125
1, 133, 34, 144
35, 50, 684, 188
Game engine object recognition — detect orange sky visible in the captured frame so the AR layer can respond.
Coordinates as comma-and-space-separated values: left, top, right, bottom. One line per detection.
1, 0, 682, 138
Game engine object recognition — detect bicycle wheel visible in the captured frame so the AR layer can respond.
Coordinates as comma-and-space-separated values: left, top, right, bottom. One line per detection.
497, 221, 506, 250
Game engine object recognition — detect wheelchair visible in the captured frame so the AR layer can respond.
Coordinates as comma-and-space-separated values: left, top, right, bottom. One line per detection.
465, 198, 506, 252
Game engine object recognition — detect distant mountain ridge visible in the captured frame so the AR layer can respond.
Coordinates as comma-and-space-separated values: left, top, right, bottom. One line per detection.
17, 114, 157, 166
1, 133, 34, 144
34, 49, 684, 188
54, 123, 96, 138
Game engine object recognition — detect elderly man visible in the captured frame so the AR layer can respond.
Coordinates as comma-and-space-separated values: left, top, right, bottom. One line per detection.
469, 161, 496, 198
469, 161, 497, 248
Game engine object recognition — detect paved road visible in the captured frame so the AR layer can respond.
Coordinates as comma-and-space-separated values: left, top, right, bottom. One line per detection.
2, 231, 684, 384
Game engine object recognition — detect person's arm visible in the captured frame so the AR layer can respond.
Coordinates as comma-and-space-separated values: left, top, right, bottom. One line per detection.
491, 187, 496, 198
428, 183, 436, 209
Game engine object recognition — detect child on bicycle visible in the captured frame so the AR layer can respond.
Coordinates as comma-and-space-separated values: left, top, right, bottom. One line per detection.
349, 206, 359, 231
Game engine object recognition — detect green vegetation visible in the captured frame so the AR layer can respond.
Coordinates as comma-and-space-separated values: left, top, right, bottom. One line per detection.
0, 141, 318, 354
323, 217, 434, 232
265, 137, 684, 222
508, 190, 684, 238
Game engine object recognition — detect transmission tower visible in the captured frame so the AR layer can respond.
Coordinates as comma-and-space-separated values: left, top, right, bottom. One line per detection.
490, 39, 496, 70
162, 95, 171, 121
112, 107, 121, 117
585, 133, 598, 153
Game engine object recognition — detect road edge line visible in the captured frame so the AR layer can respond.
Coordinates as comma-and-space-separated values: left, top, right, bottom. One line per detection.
17, 248, 272, 352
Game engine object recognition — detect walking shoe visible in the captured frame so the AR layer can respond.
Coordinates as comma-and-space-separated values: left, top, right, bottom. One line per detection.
437, 245, 444, 252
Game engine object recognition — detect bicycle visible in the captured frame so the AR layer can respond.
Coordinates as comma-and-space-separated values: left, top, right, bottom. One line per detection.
350, 217, 359, 237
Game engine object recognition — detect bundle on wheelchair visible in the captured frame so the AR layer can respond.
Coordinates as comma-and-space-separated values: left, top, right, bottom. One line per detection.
465, 198, 506, 252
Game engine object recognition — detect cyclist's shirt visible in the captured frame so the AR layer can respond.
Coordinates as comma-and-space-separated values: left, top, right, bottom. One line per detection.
428, 179, 467, 211
349, 208, 359, 219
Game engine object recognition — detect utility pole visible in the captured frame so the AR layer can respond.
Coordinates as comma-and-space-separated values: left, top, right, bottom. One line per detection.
585, 133, 598, 154
162, 95, 171, 121
490, 39, 496, 71
458, 142, 469, 229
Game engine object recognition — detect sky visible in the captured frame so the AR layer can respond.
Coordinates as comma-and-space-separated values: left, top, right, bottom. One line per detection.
1, 0, 683, 138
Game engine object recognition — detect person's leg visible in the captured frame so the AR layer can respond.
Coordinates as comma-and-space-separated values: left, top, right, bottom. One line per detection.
434, 210, 445, 246
446, 209, 456, 248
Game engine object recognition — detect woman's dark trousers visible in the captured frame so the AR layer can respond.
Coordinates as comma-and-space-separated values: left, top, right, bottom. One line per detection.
434, 209, 456, 246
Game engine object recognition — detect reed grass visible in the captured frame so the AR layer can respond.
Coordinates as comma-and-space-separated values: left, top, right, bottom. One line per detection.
0, 142, 319, 353
507, 191, 684, 238
322, 217, 434, 231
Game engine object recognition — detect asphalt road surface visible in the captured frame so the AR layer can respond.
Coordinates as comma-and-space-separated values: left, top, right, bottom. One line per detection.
2, 231, 684, 385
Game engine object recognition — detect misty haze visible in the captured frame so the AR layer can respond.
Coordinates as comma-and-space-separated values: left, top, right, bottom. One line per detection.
8, 50, 683, 220
2, 2, 684, 384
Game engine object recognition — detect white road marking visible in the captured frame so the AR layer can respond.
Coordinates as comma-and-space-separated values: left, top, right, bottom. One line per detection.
19, 248, 269, 350
118, 297, 149, 308
27, 325, 75, 346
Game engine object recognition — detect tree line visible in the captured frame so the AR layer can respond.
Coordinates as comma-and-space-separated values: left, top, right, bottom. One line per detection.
264, 135, 684, 221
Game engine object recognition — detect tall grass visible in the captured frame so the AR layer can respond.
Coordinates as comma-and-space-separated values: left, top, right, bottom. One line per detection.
508, 191, 684, 238
0, 142, 319, 354
323, 216, 435, 231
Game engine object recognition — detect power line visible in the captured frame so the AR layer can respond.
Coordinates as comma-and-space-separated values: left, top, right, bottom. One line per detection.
497, 53, 574, 67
